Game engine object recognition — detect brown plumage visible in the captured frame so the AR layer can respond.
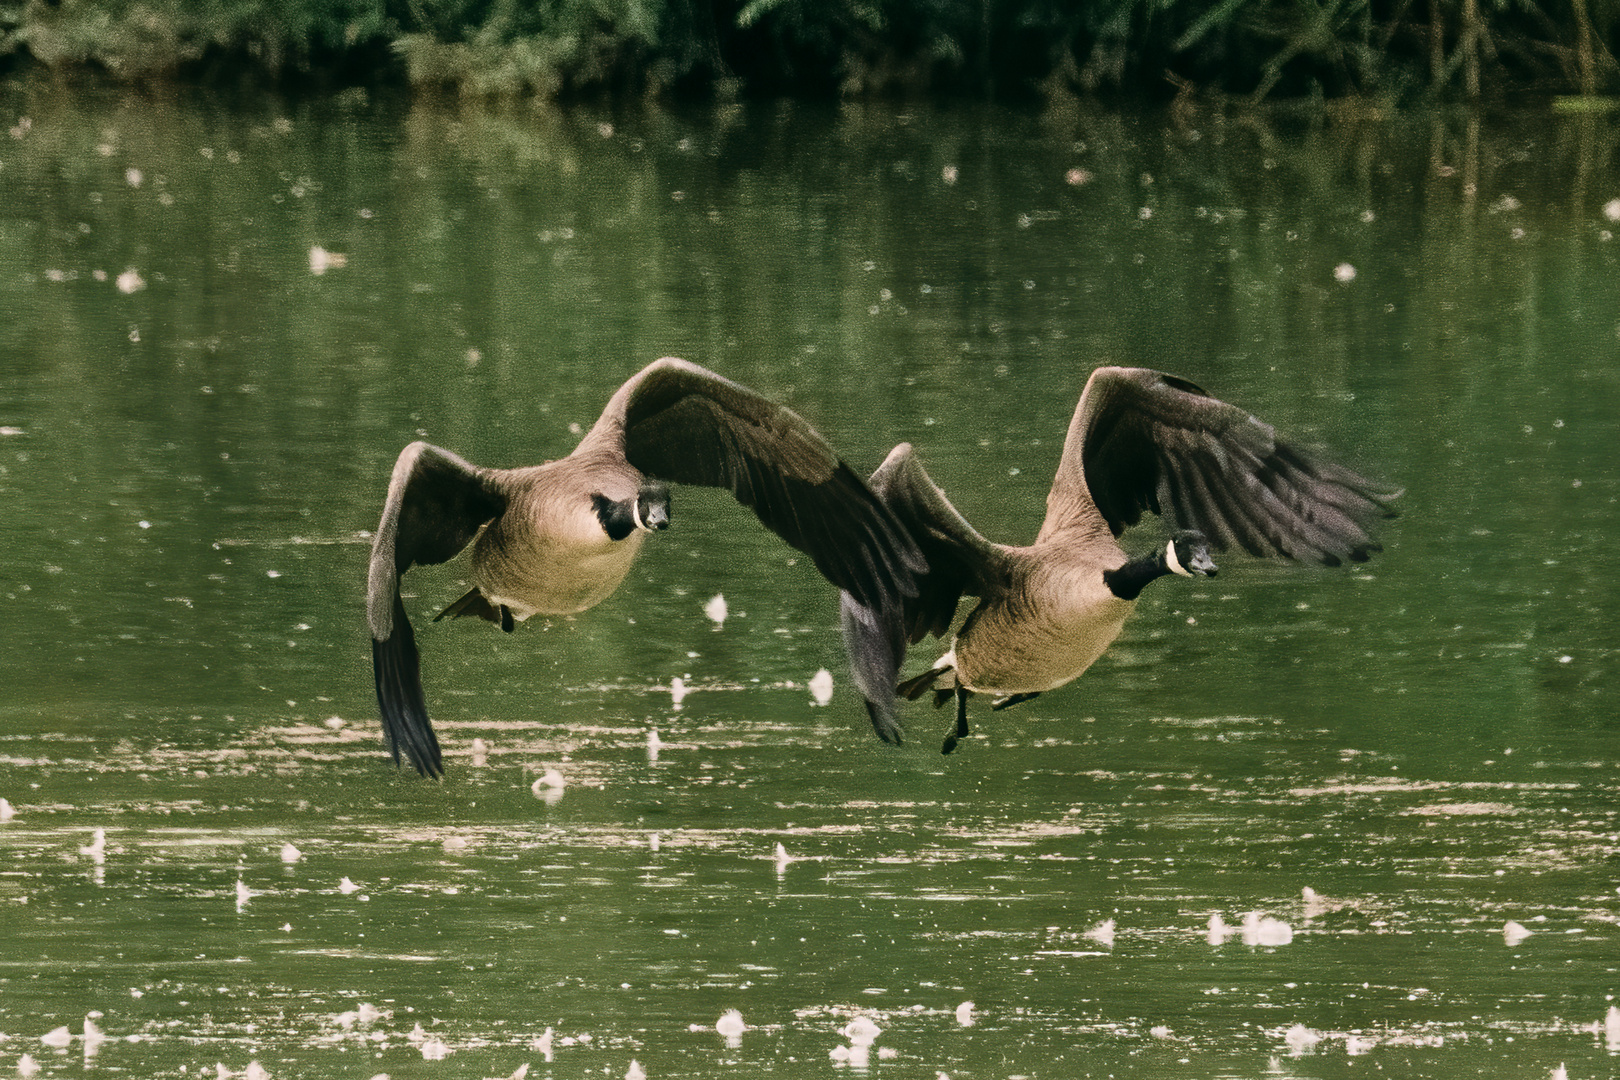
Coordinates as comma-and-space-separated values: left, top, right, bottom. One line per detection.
367, 357, 925, 777
840, 366, 1400, 753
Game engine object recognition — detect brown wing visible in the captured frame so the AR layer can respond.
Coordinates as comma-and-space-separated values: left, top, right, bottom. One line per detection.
838, 443, 1014, 744
366, 441, 506, 778
593, 357, 927, 612
1043, 366, 1400, 566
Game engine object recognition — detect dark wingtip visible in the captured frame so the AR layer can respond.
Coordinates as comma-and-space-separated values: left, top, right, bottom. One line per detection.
371, 599, 445, 779
841, 590, 908, 746
864, 699, 904, 746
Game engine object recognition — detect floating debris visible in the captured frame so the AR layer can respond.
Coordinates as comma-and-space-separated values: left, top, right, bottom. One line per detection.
530, 1027, 554, 1060
670, 677, 688, 707
115, 269, 146, 294
338, 877, 361, 895
471, 738, 490, 767
625, 1061, 646, 1080
1333, 262, 1356, 283
647, 729, 663, 761
79, 828, 107, 862
531, 769, 566, 802
280, 843, 302, 864
420, 1036, 452, 1060
16, 1054, 38, 1077
808, 668, 835, 706
1206, 913, 1234, 945
1242, 912, 1293, 947
1084, 919, 1116, 948
774, 842, 793, 874
704, 593, 728, 627
1503, 920, 1532, 946
715, 1009, 746, 1046
214, 1060, 272, 1080
954, 1001, 975, 1027
308, 246, 348, 275
841, 1015, 881, 1047
0, 797, 14, 821
235, 878, 252, 911
1283, 1023, 1320, 1055
40, 1026, 72, 1049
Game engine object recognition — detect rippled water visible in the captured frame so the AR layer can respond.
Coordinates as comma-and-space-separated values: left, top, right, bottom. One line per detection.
2, 86, 1618, 1078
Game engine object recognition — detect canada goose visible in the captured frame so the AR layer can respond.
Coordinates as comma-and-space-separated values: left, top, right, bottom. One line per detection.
367, 357, 925, 777
839, 365, 1399, 753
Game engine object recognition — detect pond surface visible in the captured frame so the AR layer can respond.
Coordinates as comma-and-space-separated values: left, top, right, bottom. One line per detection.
2, 84, 1619, 1079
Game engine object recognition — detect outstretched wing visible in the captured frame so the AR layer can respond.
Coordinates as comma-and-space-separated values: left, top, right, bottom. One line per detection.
593, 357, 927, 613
838, 443, 1013, 744
1042, 366, 1400, 565
366, 441, 506, 777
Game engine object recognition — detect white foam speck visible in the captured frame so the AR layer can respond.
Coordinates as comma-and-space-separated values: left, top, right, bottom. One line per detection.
1242, 912, 1293, 947
308, 246, 348, 275
1283, 1023, 1319, 1054
809, 668, 834, 706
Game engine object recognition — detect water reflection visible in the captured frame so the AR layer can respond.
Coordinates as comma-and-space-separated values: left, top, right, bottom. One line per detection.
2, 83, 1618, 1079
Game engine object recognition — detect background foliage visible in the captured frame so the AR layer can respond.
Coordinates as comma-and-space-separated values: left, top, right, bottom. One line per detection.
1, 0, 1617, 102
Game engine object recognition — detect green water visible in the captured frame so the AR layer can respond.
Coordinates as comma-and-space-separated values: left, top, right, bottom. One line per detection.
2, 86, 1618, 1079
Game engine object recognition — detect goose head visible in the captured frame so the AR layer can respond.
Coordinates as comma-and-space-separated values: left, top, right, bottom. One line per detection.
635, 479, 671, 532
593, 480, 672, 541
1167, 532, 1217, 578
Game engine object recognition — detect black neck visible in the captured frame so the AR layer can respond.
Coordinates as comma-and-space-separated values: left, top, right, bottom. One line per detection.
592, 494, 637, 541
1103, 549, 1171, 601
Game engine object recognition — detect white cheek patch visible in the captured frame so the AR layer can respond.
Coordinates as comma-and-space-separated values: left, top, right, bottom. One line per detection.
631, 499, 653, 533
1165, 538, 1193, 577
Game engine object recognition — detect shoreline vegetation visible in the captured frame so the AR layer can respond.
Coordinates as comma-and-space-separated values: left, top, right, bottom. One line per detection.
0, 1, 1617, 107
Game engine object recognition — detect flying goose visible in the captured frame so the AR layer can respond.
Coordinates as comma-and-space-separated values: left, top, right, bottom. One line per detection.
367, 357, 925, 777
839, 365, 1399, 753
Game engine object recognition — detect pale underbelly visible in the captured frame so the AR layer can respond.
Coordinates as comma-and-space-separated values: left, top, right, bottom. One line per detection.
476, 534, 643, 619
953, 600, 1134, 696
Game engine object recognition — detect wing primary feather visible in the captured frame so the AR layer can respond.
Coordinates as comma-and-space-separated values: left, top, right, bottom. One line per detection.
617, 361, 925, 613
371, 591, 445, 778
365, 442, 498, 778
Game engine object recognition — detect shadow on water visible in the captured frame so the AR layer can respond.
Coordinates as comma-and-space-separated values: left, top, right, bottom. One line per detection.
2, 83, 1619, 1077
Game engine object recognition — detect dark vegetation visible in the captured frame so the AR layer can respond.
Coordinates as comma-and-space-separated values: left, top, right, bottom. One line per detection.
1, 0, 1617, 104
